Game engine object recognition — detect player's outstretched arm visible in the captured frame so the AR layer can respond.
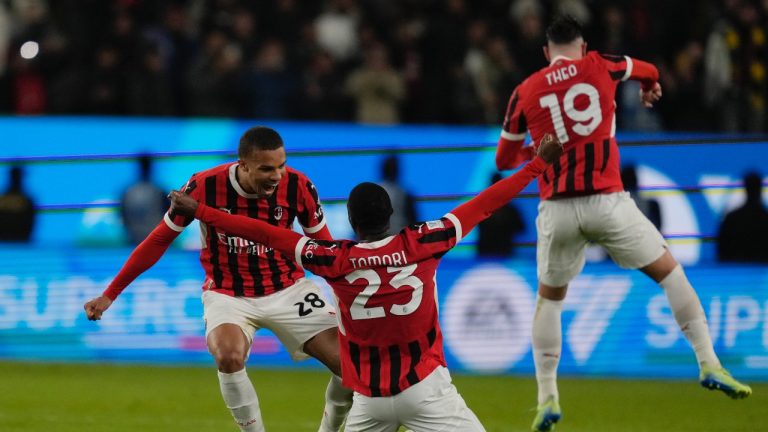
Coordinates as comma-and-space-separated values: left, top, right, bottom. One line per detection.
168, 191, 303, 258
84, 221, 180, 320
626, 56, 662, 107
453, 134, 562, 234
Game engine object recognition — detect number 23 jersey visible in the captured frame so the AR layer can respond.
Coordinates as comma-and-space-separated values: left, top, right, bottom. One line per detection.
297, 217, 461, 397
500, 51, 658, 199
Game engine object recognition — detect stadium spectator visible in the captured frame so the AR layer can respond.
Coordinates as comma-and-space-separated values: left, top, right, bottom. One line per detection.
241, 39, 298, 119
87, 45, 126, 115
476, 172, 526, 258
297, 50, 349, 120
377, 153, 417, 236
167, 132, 564, 432
84, 127, 353, 432
0, 165, 36, 242
186, 29, 242, 117
126, 46, 174, 116
717, 171, 768, 263
314, 0, 360, 64
120, 154, 168, 245
494, 16, 752, 432
345, 42, 405, 124
621, 164, 662, 230
0, 0, 766, 132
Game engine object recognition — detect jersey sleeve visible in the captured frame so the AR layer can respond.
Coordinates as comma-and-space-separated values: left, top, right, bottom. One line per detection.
164, 176, 201, 232
497, 86, 536, 170
596, 52, 659, 90
297, 178, 329, 238
103, 221, 180, 300
401, 217, 461, 262
294, 238, 348, 279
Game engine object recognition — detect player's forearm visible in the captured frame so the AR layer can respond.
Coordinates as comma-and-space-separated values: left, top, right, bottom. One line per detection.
452, 157, 547, 233
629, 58, 659, 90
496, 138, 534, 170
195, 204, 302, 257
103, 222, 178, 300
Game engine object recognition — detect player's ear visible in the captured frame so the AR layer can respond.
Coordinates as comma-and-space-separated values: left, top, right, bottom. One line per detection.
238, 159, 249, 172
543, 45, 551, 62
581, 41, 587, 56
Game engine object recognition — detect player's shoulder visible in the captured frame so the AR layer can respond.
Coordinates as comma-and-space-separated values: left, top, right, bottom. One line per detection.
404, 217, 456, 239
516, 72, 541, 96
588, 50, 625, 66
286, 166, 317, 185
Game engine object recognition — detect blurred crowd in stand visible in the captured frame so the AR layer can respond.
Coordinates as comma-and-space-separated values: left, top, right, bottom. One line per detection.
1, 0, 766, 131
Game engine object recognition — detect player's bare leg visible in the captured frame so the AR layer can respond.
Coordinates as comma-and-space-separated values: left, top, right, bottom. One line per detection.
641, 250, 751, 399
304, 327, 353, 432
208, 324, 265, 432
531, 283, 566, 431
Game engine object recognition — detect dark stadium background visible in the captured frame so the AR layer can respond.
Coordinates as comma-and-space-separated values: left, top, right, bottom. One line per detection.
0, 1, 766, 431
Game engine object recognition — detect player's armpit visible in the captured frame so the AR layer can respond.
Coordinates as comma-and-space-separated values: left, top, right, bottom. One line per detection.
103, 222, 180, 300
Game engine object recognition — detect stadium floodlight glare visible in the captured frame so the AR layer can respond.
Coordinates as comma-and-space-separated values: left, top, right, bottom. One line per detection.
20, 41, 39, 59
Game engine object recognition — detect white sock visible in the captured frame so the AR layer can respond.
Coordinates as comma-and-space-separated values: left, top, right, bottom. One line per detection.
218, 369, 265, 432
532, 296, 563, 405
318, 375, 352, 432
659, 265, 721, 369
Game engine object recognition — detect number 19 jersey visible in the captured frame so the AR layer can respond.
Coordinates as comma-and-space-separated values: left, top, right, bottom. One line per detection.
500, 51, 658, 200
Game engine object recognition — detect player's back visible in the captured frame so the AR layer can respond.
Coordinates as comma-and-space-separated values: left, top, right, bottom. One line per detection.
515, 52, 629, 198
300, 219, 459, 396
520, 52, 621, 146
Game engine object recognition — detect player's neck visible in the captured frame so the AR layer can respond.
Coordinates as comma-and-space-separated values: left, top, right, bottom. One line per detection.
357, 229, 389, 243
549, 50, 580, 64
235, 165, 258, 195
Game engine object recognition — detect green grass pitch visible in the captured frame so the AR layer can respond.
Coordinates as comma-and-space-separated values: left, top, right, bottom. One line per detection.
0, 361, 764, 431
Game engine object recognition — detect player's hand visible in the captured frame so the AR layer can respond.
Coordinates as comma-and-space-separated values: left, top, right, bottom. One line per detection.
84, 295, 113, 321
536, 133, 563, 164
640, 82, 662, 108
168, 189, 199, 218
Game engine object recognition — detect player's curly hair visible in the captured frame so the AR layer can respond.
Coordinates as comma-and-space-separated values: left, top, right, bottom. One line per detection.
347, 182, 393, 235
239, 126, 284, 159
546, 15, 583, 45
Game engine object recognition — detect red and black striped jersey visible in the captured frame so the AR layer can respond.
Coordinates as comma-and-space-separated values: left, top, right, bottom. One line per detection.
496, 51, 659, 200
166, 162, 327, 297
189, 157, 548, 396
296, 217, 462, 396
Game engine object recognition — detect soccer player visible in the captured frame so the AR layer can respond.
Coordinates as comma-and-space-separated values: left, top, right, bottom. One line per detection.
167, 134, 564, 432
495, 16, 752, 432
83, 126, 352, 432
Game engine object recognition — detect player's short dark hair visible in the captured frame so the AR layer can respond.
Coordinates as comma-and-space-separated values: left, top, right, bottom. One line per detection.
546, 15, 583, 45
238, 126, 284, 159
347, 182, 393, 234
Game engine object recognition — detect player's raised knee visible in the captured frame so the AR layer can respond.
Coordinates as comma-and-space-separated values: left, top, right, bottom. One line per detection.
215, 351, 247, 373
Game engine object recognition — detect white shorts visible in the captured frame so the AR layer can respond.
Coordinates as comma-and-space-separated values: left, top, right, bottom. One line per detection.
345, 366, 485, 432
202, 278, 338, 361
537, 192, 667, 287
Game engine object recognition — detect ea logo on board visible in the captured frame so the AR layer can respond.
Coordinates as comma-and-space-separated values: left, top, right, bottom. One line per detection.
442, 264, 535, 372
274, 206, 283, 221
